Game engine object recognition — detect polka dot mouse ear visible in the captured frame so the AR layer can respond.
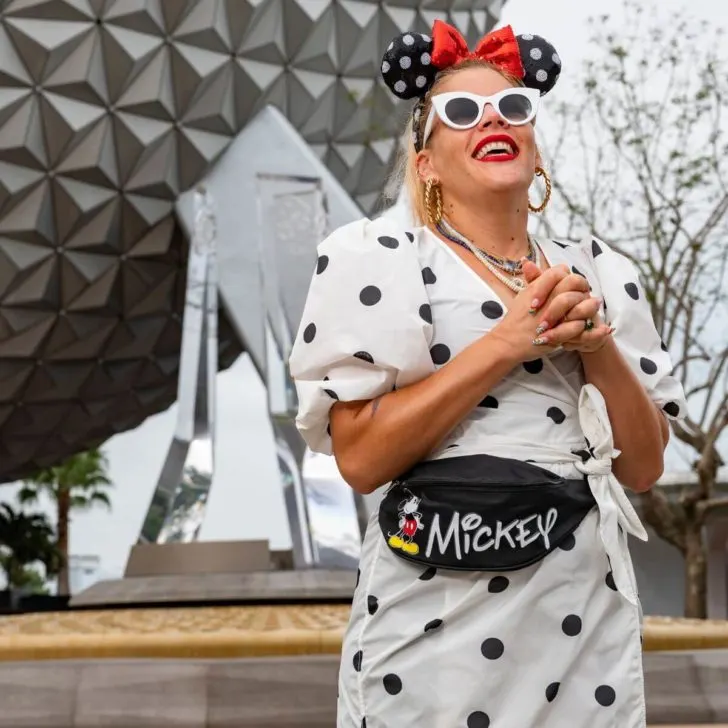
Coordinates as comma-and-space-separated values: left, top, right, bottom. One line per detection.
517, 34, 562, 95
380, 32, 437, 100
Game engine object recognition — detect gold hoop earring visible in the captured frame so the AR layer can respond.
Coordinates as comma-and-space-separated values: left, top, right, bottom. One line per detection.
424, 178, 443, 227
528, 166, 552, 214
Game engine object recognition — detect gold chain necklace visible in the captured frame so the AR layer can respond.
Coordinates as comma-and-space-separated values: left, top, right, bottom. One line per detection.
439, 219, 540, 293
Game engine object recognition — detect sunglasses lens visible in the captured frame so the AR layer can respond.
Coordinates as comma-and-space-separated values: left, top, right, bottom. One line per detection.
498, 92, 534, 123
443, 97, 480, 127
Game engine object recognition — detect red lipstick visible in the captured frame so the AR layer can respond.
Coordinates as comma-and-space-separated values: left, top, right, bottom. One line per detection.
472, 134, 519, 163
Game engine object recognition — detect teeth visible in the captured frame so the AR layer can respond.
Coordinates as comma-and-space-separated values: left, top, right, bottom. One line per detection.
475, 140, 516, 159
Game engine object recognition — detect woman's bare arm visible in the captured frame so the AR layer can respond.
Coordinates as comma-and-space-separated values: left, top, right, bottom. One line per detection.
581, 339, 669, 492
330, 334, 515, 493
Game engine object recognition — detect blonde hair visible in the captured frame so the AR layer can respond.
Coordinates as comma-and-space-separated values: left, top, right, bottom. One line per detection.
385, 59, 525, 225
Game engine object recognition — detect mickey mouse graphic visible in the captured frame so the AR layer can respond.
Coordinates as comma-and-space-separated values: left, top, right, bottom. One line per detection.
388, 490, 425, 555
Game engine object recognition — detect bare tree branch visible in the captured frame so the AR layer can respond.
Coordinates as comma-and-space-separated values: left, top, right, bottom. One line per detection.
543, 0, 728, 617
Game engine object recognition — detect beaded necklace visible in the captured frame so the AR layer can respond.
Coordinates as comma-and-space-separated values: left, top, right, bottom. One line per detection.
435, 218, 540, 293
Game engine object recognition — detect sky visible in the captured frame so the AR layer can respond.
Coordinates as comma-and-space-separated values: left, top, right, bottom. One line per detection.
7, 0, 728, 585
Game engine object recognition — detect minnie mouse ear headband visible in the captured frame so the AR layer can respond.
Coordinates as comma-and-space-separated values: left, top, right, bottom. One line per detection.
381, 20, 562, 151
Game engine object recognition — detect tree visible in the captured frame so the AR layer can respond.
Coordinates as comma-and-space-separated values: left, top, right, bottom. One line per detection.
20, 448, 112, 596
0, 503, 59, 591
13, 567, 51, 595
538, 1, 728, 617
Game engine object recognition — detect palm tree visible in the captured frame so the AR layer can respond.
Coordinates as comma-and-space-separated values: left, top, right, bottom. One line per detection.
0, 503, 59, 591
20, 448, 112, 596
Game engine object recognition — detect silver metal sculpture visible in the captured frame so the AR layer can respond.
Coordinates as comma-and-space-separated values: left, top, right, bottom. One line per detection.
256, 173, 328, 566
167, 107, 366, 567
256, 173, 367, 568
139, 188, 217, 544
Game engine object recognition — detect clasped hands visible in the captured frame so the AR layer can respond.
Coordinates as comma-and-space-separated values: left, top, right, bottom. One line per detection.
492, 260, 614, 361
523, 259, 614, 354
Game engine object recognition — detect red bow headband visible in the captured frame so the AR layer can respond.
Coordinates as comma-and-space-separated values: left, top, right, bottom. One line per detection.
380, 22, 561, 103
431, 20, 525, 79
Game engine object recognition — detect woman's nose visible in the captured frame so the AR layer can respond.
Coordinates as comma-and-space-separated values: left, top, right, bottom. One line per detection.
480, 102, 507, 128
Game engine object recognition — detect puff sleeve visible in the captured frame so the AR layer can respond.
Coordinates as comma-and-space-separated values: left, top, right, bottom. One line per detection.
577, 236, 687, 421
288, 218, 435, 454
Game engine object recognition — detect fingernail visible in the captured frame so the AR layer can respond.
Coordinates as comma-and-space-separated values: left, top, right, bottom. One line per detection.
609, 326, 616, 335
532, 337, 548, 346
528, 298, 540, 315
535, 321, 549, 336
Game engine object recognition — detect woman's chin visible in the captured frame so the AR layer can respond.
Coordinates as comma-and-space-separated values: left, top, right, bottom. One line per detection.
472, 170, 529, 196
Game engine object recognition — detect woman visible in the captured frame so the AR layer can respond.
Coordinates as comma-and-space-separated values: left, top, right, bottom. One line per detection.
289, 20, 687, 728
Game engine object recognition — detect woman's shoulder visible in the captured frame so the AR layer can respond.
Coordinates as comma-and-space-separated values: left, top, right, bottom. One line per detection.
539, 234, 637, 278
319, 216, 426, 255
540, 234, 626, 261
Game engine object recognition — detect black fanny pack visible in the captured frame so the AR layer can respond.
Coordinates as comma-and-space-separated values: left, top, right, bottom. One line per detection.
379, 454, 596, 572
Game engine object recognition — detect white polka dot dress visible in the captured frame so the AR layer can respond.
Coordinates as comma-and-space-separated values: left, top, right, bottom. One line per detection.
289, 218, 687, 728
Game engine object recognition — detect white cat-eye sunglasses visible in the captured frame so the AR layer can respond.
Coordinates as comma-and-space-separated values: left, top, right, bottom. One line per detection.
421, 88, 541, 146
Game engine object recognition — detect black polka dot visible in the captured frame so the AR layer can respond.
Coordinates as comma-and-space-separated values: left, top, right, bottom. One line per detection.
354, 351, 374, 364
561, 615, 582, 636
467, 711, 491, 728
324, 388, 338, 400
660, 340, 668, 352
430, 343, 451, 365
545, 682, 560, 702
419, 567, 437, 581
554, 240, 569, 249
559, 533, 576, 551
419, 303, 432, 324
640, 357, 658, 375
353, 650, 363, 671
523, 358, 543, 374
326, 423, 331, 436
424, 618, 443, 632
547, 406, 566, 424
446, 443, 459, 449
488, 576, 509, 593
663, 401, 679, 417
481, 300, 504, 319
571, 265, 585, 278
383, 674, 402, 695
356, 568, 360, 587
360, 286, 382, 306
316, 255, 329, 274
367, 595, 379, 615
478, 395, 499, 409
624, 282, 639, 300
378, 235, 399, 249
572, 448, 591, 463
405, 231, 414, 242
422, 267, 437, 284
595, 685, 616, 706
361, 719, 366, 728
480, 638, 504, 660
303, 323, 316, 343
605, 571, 617, 591
592, 239, 603, 257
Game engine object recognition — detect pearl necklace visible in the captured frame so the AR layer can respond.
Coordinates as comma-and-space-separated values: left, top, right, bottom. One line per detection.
437, 218, 540, 293
438, 218, 537, 275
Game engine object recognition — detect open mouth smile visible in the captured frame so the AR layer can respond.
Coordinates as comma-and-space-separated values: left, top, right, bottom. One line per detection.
473, 134, 519, 163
